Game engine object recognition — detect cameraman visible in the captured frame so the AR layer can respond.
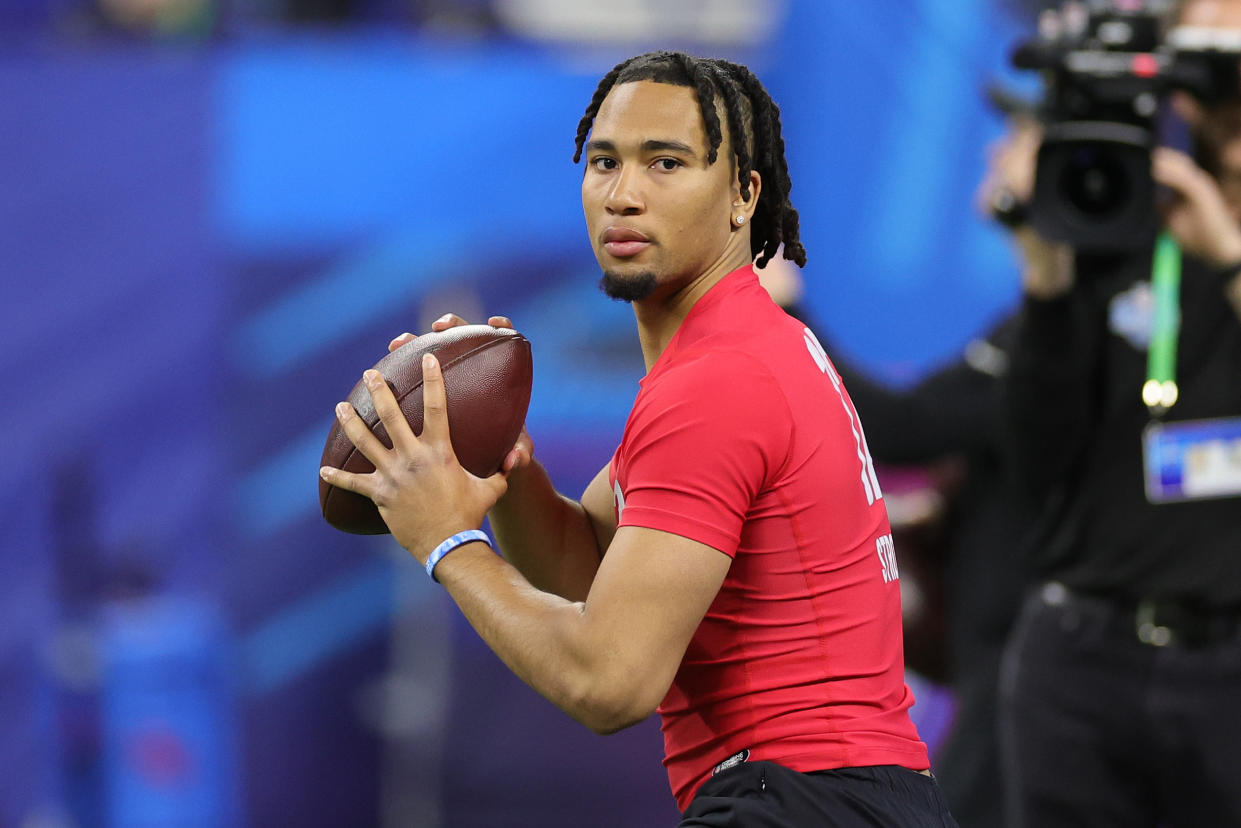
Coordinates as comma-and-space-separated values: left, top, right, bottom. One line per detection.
992, 1, 1241, 825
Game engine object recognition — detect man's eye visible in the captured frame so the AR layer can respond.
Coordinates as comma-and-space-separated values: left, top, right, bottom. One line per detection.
653, 158, 681, 171
592, 157, 617, 171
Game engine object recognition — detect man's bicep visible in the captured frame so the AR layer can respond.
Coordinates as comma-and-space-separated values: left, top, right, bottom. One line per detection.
580, 463, 619, 555
581, 526, 731, 720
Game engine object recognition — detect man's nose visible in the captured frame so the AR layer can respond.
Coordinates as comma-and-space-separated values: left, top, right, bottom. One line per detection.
605, 165, 644, 214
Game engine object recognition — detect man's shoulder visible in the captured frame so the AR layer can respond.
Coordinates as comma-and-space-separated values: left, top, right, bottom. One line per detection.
656, 339, 786, 394
632, 342, 793, 432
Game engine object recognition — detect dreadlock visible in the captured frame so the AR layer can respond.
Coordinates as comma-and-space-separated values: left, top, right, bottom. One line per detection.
572, 51, 806, 269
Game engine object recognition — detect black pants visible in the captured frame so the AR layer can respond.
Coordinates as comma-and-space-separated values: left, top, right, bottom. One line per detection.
678, 762, 958, 827
1000, 584, 1241, 828
932, 642, 1008, 827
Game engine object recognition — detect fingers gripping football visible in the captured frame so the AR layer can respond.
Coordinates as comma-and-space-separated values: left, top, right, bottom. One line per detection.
387, 315, 511, 353
416, 356, 450, 449
321, 355, 509, 560
322, 370, 420, 504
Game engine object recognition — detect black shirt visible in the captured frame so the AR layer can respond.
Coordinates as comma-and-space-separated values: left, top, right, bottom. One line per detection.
1005, 250, 1241, 608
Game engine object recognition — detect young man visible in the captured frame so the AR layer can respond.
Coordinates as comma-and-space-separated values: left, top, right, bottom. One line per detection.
320, 52, 954, 826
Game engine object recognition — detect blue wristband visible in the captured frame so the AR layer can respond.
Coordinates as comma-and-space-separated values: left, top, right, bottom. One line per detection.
425, 529, 491, 582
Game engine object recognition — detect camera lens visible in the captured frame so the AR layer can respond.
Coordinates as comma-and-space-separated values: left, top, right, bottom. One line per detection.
1031, 126, 1156, 250
1060, 146, 1129, 216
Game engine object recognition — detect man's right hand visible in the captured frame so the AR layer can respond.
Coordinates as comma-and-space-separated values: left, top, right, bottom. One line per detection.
393, 315, 607, 601
388, 314, 536, 477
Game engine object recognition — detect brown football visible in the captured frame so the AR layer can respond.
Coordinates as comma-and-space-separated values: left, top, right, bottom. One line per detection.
319, 325, 533, 535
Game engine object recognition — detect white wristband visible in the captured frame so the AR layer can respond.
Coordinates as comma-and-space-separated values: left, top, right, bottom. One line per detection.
425, 530, 492, 582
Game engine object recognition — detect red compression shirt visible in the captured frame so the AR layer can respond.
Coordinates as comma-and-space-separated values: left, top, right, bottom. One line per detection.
608, 265, 929, 810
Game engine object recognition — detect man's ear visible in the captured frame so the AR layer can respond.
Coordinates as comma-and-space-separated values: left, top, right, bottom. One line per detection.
732, 170, 762, 223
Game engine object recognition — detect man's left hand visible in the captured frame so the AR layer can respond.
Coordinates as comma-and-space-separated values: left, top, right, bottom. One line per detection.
319, 354, 509, 564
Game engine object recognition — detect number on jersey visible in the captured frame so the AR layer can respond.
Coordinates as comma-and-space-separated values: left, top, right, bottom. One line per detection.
803, 328, 883, 505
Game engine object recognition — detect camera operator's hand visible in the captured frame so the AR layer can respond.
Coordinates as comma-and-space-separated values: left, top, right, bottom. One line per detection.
977, 118, 1040, 220
978, 119, 1075, 299
1014, 226, 1075, 299
1153, 146, 1241, 268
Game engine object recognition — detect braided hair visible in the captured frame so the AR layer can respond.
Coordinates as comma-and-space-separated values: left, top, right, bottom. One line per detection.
573, 51, 806, 269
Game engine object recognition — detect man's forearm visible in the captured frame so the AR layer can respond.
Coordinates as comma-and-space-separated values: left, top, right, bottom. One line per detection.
489, 460, 603, 601
432, 541, 647, 735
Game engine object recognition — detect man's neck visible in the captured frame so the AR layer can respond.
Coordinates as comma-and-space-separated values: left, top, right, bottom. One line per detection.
631, 252, 751, 373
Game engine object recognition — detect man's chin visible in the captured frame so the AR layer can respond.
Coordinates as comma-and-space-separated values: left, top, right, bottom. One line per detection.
599, 269, 658, 302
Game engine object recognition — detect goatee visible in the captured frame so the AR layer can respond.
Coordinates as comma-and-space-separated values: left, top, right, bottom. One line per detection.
599, 269, 658, 302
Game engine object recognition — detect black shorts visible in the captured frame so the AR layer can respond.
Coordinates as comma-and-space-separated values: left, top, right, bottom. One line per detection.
678, 762, 958, 827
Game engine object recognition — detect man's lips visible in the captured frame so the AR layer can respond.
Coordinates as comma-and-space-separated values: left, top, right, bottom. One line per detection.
601, 227, 651, 258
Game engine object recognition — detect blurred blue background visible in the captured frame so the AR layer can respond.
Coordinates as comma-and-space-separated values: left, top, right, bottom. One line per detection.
2, 0, 1034, 825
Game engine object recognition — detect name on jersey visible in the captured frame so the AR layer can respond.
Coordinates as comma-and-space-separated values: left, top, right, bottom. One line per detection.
876, 533, 899, 584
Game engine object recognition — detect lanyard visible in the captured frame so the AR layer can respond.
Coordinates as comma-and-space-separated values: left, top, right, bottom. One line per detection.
1142, 231, 1181, 416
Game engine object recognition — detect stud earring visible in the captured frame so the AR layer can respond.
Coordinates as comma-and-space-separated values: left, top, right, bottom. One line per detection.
735, 215, 746, 225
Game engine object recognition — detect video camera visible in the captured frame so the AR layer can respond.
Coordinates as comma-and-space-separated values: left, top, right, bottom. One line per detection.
1012, 0, 1241, 251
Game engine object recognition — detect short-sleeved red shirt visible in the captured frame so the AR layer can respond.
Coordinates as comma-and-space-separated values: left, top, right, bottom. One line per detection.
608, 265, 929, 810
